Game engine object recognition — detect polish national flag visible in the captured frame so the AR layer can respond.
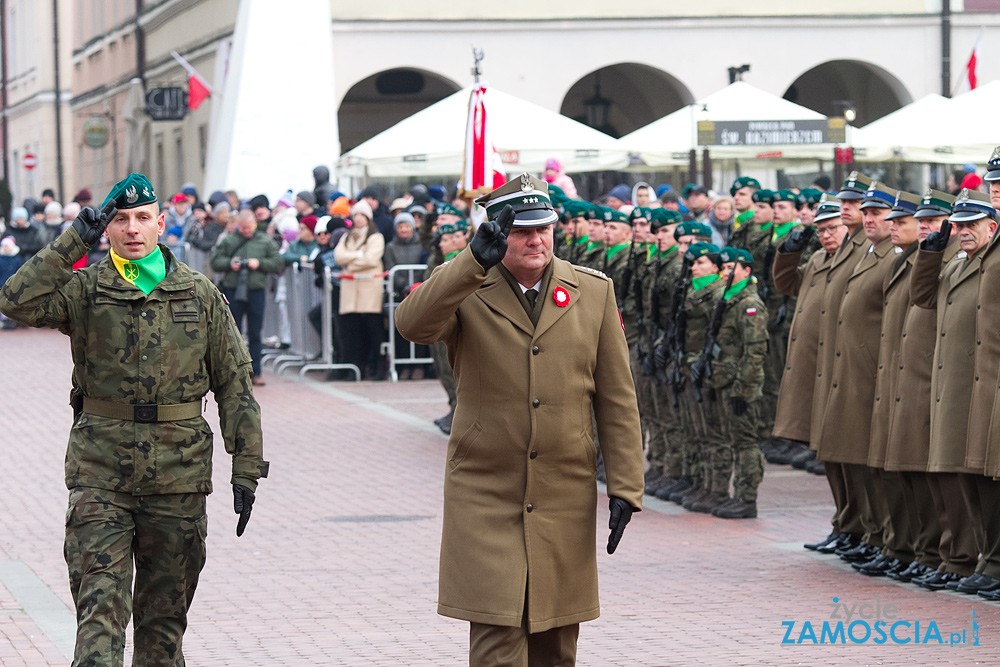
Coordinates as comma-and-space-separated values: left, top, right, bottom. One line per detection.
459, 83, 507, 228
170, 50, 213, 110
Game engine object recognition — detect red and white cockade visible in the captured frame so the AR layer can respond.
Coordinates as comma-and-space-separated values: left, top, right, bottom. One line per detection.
553, 285, 570, 307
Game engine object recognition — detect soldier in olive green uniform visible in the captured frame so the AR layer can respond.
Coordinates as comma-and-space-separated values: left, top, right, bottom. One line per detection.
601, 207, 640, 347
0, 174, 268, 667
557, 201, 593, 264
708, 247, 769, 518
578, 208, 606, 270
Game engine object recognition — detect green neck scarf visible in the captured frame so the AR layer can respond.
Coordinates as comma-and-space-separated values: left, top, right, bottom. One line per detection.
586, 240, 603, 252
110, 247, 167, 295
772, 222, 797, 242
734, 210, 754, 229
660, 245, 679, 259
605, 242, 630, 260
575, 234, 589, 246
444, 249, 462, 261
760, 221, 774, 232
724, 277, 751, 301
691, 273, 720, 291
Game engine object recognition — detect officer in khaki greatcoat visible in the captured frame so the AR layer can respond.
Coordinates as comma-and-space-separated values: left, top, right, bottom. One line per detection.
0, 173, 268, 667
395, 173, 643, 666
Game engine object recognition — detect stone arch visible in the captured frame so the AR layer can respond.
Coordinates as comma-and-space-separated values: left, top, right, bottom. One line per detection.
338, 68, 462, 152
783, 60, 912, 127
560, 63, 694, 138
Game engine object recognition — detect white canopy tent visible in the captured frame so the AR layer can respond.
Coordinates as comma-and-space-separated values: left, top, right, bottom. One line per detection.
929, 81, 1000, 161
850, 93, 981, 163
337, 85, 631, 178
620, 82, 852, 167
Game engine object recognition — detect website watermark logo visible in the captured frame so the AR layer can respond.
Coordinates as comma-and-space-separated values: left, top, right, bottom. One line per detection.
781, 598, 980, 646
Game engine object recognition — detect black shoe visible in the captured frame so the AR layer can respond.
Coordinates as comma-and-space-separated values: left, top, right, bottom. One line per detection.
804, 532, 839, 551
436, 410, 454, 435
918, 571, 964, 591
656, 477, 691, 500
679, 487, 709, 508
758, 438, 777, 458
852, 554, 887, 571
839, 543, 878, 562
790, 447, 817, 469
818, 533, 859, 554
689, 491, 730, 513
946, 572, 984, 591
978, 587, 1000, 600
887, 561, 927, 582
713, 498, 758, 519
857, 557, 903, 577
644, 472, 670, 495
765, 439, 794, 464
957, 573, 1000, 594
644, 468, 660, 483
805, 458, 826, 475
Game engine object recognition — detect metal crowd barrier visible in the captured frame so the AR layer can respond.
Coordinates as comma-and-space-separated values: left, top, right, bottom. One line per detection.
382, 263, 433, 382
298, 266, 361, 379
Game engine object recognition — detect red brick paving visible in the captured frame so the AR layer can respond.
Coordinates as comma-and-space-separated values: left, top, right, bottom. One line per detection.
2, 327, 999, 665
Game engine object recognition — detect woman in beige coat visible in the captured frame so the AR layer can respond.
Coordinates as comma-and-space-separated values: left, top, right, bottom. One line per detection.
333, 200, 385, 378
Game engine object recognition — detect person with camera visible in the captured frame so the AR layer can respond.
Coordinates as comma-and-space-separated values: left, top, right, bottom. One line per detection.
211, 209, 284, 385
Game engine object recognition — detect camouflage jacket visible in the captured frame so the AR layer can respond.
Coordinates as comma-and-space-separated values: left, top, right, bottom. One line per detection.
683, 275, 724, 364
709, 282, 769, 399
604, 243, 639, 346
0, 227, 269, 495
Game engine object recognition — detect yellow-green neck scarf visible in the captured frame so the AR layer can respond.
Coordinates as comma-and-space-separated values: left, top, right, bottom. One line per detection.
110, 247, 166, 295
691, 273, 720, 291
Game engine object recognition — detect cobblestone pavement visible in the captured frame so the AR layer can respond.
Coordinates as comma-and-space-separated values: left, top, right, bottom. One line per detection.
1, 327, 999, 666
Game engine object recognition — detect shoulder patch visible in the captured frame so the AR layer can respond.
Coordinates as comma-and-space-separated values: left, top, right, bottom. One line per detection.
574, 265, 609, 280
745, 307, 758, 315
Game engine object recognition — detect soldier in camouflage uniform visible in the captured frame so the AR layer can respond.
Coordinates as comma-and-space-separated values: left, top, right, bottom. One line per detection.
601, 207, 639, 347
577, 208, 606, 270
0, 173, 268, 667
708, 247, 769, 519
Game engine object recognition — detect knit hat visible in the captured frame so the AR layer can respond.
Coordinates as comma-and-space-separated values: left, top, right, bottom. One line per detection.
607, 184, 631, 204
394, 212, 415, 227
329, 196, 351, 218
296, 191, 316, 207
277, 190, 295, 209
961, 172, 984, 191
315, 216, 331, 234
351, 199, 374, 221
249, 194, 270, 211
300, 215, 318, 233
11, 206, 27, 221
44, 201, 62, 217
171, 193, 187, 204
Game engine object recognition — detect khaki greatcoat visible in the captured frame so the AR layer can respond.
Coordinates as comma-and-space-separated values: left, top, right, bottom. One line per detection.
884, 242, 961, 471
810, 231, 871, 452
772, 247, 830, 443
394, 249, 644, 633
973, 231, 1000, 473
817, 236, 896, 464
911, 245, 986, 473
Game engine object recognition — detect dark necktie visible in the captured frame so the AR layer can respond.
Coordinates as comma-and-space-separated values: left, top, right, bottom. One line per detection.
525, 288, 538, 308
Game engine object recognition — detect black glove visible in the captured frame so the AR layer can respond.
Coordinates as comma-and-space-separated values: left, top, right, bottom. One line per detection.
653, 343, 668, 372
233, 484, 255, 537
641, 352, 655, 378
782, 224, 815, 253
689, 359, 705, 386
729, 395, 748, 416
607, 496, 635, 554
470, 204, 515, 269
72, 201, 117, 246
921, 220, 951, 252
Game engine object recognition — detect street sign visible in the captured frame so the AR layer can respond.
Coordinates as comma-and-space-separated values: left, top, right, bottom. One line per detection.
23, 153, 36, 170
145, 87, 187, 121
697, 118, 847, 146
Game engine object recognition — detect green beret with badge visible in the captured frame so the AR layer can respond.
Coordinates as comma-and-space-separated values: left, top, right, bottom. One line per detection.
719, 246, 753, 265
629, 206, 653, 224
438, 203, 467, 219
685, 241, 721, 263
563, 201, 592, 219
730, 176, 761, 196
650, 208, 683, 231
474, 173, 558, 227
674, 221, 713, 241
752, 189, 775, 205
103, 173, 157, 210
548, 184, 570, 207
798, 187, 823, 205
772, 189, 798, 204
600, 207, 629, 224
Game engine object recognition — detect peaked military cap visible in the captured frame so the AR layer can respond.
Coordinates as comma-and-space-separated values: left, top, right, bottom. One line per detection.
985, 146, 1000, 182
103, 173, 157, 210
629, 206, 653, 224
914, 188, 955, 218
885, 190, 922, 220
599, 207, 629, 224
474, 173, 558, 227
685, 242, 721, 263
772, 189, 799, 204
798, 187, 823, 205
859, 181, 895, 210
949, 188, 997, 222
813, 193, 843, 223
674, 221, 713, 241
837, 171, 873, 200
719, 246, 753, 265
752, 189, 775, 204
730, 176, 761, 196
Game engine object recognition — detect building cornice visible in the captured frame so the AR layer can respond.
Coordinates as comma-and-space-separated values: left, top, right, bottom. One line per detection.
139, 0, 208, 32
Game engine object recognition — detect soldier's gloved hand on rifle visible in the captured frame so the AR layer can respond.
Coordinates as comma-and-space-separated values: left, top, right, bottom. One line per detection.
607, 496, 636, 554
729, 395, 748, 416
470, 204, 515, 269
689, 359, 706, 385
641, 352, 656, 378
72, 201, 117, 246
233, 484, 255, 537
782, 224, 815, 253
653, 343, 668, 372
921, 220, 951, 252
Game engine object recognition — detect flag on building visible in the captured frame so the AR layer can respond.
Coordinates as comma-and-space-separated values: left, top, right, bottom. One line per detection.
459, 83, 506, 226
170, 50, 213, 110
966, 31, 983, 90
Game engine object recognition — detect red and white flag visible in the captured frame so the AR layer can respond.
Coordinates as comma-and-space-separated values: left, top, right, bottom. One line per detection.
459, 83, 506, 226
955, 28, 986, 95
170, 50, 213, 110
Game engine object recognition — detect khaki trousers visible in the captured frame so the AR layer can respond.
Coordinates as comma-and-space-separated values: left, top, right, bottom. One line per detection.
469, 622, 579, 667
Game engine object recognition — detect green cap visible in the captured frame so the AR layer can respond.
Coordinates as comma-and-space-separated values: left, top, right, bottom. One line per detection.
103, 173, 157, 210
685, 242, 720, 263
563, 201, 592, 219
651, 208, 683, 232
600, 207, 629, 224
455, 219, 470, 232
674, 221, 713, 241
837, 171, 873, 200
798, 187, 823, 205
437, 203, 467, 219
474, 173, 557, 227
752, 189, 775, 204
772, 189, 798, 204
730, 176, 761, 196
629, 206, 653, 224
719, 246, 753, 265
914, 188, 956, 218
438, 223, 458, 234
814, 193, 842, 223
547, 184, 570, 206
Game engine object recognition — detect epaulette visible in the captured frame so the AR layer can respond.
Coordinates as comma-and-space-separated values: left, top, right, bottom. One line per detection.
574, 265, 609, 280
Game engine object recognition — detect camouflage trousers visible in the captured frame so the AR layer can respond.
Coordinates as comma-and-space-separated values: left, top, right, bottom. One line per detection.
431, 341, 456, 410
713, 388, 766, 501
64, 488, 207, 667
676, 382, 714, 488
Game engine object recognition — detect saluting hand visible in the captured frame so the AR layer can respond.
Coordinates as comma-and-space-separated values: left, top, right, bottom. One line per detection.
921, 220, 951, 252
470, 204, 515, 269
72, 201, 118, 246
782, 225, 814, 253
607, 496, 635, 554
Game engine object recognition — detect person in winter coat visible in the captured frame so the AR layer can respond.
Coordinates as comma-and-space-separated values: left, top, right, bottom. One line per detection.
543, 157, 578, 199
6, 207, 45, 260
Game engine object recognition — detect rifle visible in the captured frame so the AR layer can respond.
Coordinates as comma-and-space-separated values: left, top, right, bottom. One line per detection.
691, 269, 736, 403
661, 256, 691, 404
759, 240, 776, 303
642, 250, 665, 377
619, 234, 637, 310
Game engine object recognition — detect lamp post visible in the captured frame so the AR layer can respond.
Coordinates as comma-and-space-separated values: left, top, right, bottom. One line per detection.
831, 100, 856, 186
584, 73, 615, 137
